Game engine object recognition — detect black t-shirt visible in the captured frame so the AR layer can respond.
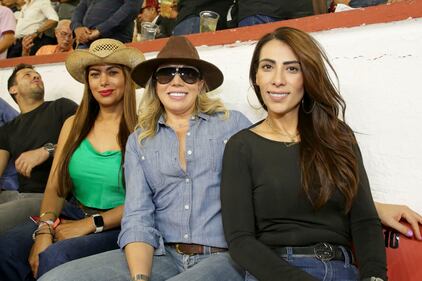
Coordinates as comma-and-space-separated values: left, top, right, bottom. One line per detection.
221, 127, 387, 280
238, 0, 313, 22
0, 98, 77, 193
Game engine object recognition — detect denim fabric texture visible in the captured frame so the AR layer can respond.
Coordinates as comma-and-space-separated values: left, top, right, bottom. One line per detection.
245, 246, 359, 281
39, 246, 244, 281
173, 16, 200, 35
0, 98, 19, 190
238, 15, 279, 27
118, 111, 251, 254
349, 0, 386, 7
0, 200, 120, 281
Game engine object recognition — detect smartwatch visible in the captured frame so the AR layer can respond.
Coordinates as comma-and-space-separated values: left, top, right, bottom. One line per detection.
92, 214, 104, 233
43, 143, 55, 157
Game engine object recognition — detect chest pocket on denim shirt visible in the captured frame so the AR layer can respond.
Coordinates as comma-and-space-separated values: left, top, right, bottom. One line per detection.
140, 150, 165, 188
209, 137, 229, 173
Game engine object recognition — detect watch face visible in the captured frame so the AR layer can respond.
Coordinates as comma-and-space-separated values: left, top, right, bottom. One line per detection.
93, 214, 104, 227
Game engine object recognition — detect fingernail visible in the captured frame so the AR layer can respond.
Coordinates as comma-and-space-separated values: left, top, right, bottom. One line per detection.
406, 230, 413, 237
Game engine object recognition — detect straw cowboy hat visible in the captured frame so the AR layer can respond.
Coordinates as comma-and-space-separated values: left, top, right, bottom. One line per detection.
66, 38, 146, 83
131, 36, 224, 91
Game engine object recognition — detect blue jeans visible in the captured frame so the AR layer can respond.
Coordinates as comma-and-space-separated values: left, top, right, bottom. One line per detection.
39, 246, 244, 281
0, 201, 120, 281
349, 0, 386, 7
238, 15, 279, 27
173, 16, 200, 35
245, 246, 358, 281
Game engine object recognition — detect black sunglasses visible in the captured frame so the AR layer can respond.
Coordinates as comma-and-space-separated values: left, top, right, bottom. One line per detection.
154, 66, 201, 84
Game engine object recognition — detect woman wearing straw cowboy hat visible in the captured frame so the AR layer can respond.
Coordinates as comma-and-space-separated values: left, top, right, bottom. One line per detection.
0, 38, 145, 281
38, 36, 251, 281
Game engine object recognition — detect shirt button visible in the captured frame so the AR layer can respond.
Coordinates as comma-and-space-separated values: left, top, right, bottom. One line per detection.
191, 116, 195, 120
185, 178, 190, 183
184, 234, 189, 239
187, 150, 192, 155
187, 132, 191, 136
184, 205, 189, 210
223, 139, 228, 144
141, 156, 145, 160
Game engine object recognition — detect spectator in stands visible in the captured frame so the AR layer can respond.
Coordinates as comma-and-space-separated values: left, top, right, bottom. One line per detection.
0, 3, 15, 59
237, 0, 320, 27
22, 19, 73, 56
0, 38, 145, 281
71, 0, 142, 48
134, 0, 177, 40
38, 35, 250, 281
51, 0, 79, 20
0, 98, 19, 191
7, 0, 59, 58
1, 0, 19, 12
173, 0, 232, 35
0, 64, 77, 234
221, 26, 386, 281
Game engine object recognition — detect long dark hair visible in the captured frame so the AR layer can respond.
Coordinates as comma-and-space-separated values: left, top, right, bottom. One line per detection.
57, 66, 137, 197
250, 27, 358, 212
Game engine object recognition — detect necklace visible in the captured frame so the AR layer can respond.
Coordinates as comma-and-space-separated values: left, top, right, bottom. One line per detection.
266, 118, 299, 147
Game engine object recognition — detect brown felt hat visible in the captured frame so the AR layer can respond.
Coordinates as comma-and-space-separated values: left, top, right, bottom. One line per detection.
66, 38, 145, 83
131, 36, 224, 91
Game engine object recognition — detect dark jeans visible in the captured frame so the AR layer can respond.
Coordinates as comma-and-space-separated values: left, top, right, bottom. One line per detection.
349, 0, 386, 7
0, 200, 120, 281
173, 16, 200, 35
7, 35, 56, 58
238, 15, 279, 27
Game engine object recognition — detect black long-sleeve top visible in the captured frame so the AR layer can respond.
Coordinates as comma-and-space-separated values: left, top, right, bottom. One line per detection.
221, 127, 387, 281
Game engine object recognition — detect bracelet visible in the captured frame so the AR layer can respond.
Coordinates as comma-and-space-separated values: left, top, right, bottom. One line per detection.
39, 217, 61, 229
132, 274, 150, 281
32, 226, 54, 241
40, 211, 58, 220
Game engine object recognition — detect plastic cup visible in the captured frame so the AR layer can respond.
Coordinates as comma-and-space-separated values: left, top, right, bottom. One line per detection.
199, 11, 219, 33
141, 22, 159, 41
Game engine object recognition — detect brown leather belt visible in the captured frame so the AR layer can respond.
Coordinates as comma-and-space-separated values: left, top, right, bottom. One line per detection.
167, 243, 227, 255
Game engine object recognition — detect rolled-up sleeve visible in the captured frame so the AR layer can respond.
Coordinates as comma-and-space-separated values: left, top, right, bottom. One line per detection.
118, 132, 165, 254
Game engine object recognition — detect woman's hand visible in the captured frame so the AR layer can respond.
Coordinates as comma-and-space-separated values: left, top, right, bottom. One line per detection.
375, 202, 422, 240
28, 233, 53, 278
54, 218, 94, 241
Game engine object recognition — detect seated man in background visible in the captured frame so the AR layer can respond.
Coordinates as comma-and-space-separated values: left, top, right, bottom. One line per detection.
71, 0, 141, 48
7, 0, 59, 58
173, 0, 232, 35
22, 19, 73, 56
0, 64, 77, 234
0, 3, 15, 59
0, 97, 19, 191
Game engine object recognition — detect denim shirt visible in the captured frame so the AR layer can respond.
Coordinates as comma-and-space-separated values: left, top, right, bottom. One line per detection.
118, 110, 251, 255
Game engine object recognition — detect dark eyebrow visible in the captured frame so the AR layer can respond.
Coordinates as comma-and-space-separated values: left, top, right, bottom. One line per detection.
258, 58, 300, 65
88, 65, 121, 72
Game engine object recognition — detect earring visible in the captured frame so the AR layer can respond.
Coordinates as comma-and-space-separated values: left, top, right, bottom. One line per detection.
301, 98, 315, 114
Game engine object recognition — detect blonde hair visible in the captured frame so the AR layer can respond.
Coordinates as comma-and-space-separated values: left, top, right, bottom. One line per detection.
137, 78, 228, 144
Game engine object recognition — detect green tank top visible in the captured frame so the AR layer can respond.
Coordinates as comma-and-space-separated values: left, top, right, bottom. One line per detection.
69, 139, 125, 210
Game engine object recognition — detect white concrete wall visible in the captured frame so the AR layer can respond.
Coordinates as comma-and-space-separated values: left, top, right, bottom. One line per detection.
1, 18, 421, 212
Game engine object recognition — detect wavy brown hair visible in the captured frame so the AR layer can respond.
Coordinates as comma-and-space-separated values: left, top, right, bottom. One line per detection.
250, 27, 358, 212
56, 66, 137, 197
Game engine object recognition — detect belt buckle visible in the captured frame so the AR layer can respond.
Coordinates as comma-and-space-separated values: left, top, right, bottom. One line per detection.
175, 244, 196, 256
314, 243, 335, 261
